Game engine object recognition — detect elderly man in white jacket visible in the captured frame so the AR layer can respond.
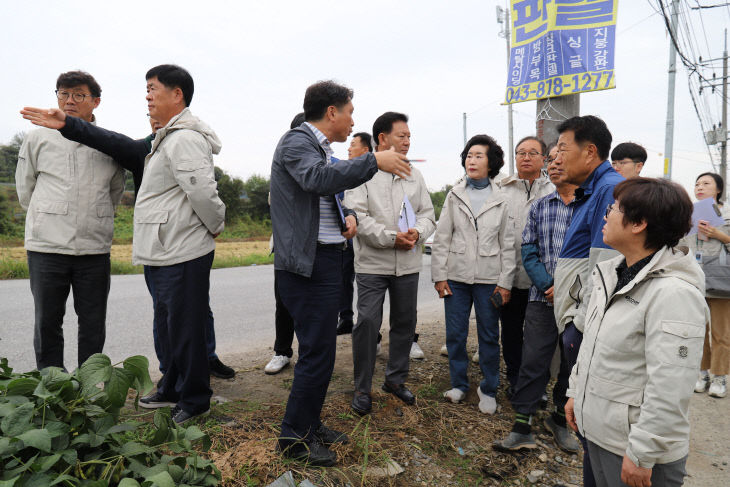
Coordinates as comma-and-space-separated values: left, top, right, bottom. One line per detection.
135, 65, 225, 426
16, 70, 125, 371
565, 178, 709, 487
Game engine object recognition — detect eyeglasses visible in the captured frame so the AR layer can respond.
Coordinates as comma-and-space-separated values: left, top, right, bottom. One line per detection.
605, 203, 623, 219
55, 90, 93, 103
611, 159, 640, 168
516, 150, 542, 159
545, 156, 556, 164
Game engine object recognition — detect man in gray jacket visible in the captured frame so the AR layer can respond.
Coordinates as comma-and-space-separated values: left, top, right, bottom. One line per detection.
271, 81, 410, 466
345, 112, 435, 415
134, 65, 225, 426
16, 70, 125, 371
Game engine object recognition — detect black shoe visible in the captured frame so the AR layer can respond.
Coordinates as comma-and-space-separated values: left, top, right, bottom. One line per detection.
209, 357, 235, 379
279, 440, 337, 467
492, 431, 537, 452
336, 319, 354, 335
382, 382, 415, 405
156, 376, 163, 389
171, 405, 210, 425
139, 392, 176, 409
351, 392, 372, 415
314, 424, 349, 446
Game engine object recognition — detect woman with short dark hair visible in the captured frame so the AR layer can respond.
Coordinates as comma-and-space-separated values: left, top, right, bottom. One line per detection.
565, 178, 709, 487
431, 134, 516, 415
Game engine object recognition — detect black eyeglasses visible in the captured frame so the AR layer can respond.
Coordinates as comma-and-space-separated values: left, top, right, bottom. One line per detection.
605, 203, 623, 219
55, 90, 93, 103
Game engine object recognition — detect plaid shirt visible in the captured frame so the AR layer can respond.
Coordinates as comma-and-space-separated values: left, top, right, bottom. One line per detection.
522, 191, 576, 303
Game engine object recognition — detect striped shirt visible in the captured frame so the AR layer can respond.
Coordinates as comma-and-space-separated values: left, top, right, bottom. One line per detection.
303, 122, 346, 244
522, 191, 576, 303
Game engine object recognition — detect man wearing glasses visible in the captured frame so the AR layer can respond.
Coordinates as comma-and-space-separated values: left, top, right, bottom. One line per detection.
494, 136, 553, 394
16, 71, 125, 371
610, 142, 647, 179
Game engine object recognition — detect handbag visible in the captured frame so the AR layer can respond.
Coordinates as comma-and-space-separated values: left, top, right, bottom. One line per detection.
702, 245, 730, 297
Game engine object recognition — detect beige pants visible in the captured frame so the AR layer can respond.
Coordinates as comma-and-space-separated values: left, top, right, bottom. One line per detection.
702, 298, 730, 376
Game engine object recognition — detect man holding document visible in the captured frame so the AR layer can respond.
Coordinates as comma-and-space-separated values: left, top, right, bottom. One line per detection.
345, 111, 435, 415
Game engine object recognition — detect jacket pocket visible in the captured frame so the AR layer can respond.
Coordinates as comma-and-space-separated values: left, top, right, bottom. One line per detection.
96, 205, 114, 218
135, 209, 169, 251
32, 200, 69, 240
583, 375, 642, 446
659, 321, 705, 368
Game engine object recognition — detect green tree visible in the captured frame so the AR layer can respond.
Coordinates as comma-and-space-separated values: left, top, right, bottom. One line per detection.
241, 174, 270, 220
429, 184, 452, 220
0, 132, 24, 183
214, 166, 246, 223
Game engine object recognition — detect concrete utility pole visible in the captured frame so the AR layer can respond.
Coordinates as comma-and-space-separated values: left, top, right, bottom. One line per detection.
462, 112, 467, 146
536, 96, 580, 148
498, 3, 515, 175
663, 0, 680, 180
722, 29, 728, 201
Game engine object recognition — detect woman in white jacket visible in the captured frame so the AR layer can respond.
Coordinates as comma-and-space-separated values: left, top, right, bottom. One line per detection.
565, 178, 709, 487
431, 134, 516, 414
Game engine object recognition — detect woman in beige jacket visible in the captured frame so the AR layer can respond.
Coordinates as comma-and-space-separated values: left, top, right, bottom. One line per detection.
680, 172, 730, 398
565, 178, 709, 487
431, 134, 516, 414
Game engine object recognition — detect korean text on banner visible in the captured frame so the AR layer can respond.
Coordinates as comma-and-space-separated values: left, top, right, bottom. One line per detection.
505, 0, 618, 105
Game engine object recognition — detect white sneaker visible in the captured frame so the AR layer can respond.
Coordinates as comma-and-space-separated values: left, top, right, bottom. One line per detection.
694, 370, 710, 393
443, 388, 466, 403
477, 387, 497, 415
709, 375, 727, 398
264, 354, 290, 375
440, 344, 449, 357
376, 343, 382, 356
472, 349, 479, 364
410, 341, 425, 360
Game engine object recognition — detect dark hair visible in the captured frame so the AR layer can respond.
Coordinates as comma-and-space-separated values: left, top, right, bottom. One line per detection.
460, 134, 504, 179
613, 178, 693, 250
516, 135, 547, 155
696, 172, 725, 204
372, 112, 409, 148
353, 132, 373, 152
557, 115, 612, 160
611, 142, 647, 163
56, 71, 101, 98
303, 80, 353, 122
145, 64, 194, 107
290, 112, 305, 129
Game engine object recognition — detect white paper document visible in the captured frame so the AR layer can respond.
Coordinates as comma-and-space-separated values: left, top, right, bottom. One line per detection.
688, 198, 725, 236
398, 194, 417, 232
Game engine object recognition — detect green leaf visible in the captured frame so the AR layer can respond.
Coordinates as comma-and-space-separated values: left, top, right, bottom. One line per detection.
49, 474, 78, 486
0, 436, 19, 456
0, 357, 13, 377
89, 431, 105, 448
17, 428, 52, 452
6, 377, 40, 396
1, 402, 34, 436
0, 403, 15, 417
104, 368, 134, 407
24, 472, 52, 487
145, 471, 174, 487
120, 441, 152, 457
77, 354, 112, 394
45, 421, 70, 438
106, 422, 137, 434
33, 380, 54, 400
167, 464, 184, 483
58, 448, 77, 465
40, 367, 72, 391
0, 478, 19, 487
37, 453, 62, 472
123, 356, 154, 395
118, 480, 141, 487
3, 452, 39, 478
70, 433, 90, 447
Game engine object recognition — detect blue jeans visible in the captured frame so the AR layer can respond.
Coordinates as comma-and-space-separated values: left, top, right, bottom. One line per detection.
444, 280, 501, 397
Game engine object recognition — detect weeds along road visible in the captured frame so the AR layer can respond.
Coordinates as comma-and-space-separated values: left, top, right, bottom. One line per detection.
0, 255, 442, 374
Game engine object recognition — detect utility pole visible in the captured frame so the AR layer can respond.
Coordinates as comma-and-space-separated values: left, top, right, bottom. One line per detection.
663, 0, 680, 180
721, 29, 727, 200
462, 112, 467, 146
498, 3, 515, 175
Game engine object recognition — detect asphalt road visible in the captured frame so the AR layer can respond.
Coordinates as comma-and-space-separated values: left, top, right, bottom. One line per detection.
0, 255, 443, 373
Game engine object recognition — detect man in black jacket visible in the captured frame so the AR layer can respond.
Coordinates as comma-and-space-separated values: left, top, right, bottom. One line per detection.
20, 106, 235, 380
270, 80, 410, 466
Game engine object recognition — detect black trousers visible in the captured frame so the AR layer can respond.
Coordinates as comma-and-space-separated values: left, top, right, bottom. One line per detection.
339, 243, 355, 322
277, 246, 343, 445
273, 271, 295, 357
149, 251, 214, 415
28, 251, 110, 370
499, 287, 529, 388
510, 302, 571, 415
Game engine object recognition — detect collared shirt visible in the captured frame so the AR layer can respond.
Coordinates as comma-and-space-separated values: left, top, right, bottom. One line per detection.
523, 190, 577, 303
613, 252, 657, 295
303, 122, 345, 244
